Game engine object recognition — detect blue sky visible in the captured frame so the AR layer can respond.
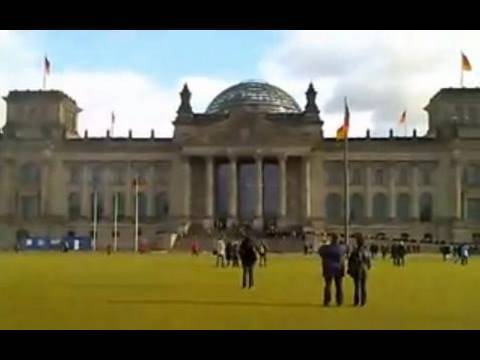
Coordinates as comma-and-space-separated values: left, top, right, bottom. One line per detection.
38, 30, 283, 87
2, 30, 480, 138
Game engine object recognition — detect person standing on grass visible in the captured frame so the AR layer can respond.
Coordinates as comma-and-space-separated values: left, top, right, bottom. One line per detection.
257, 240, 268, 267
191, 240, 200, 256
391, 241, 399, 266
239, 236, 257, 289
460, 243, 470, 265
347, 234, 371, 307
380, 244, 388, 260
216, 237, 226, 268
231, 240, 240, 267
318, 233, 346, 307
398, 241, 406, 266
225, 240, 233, 266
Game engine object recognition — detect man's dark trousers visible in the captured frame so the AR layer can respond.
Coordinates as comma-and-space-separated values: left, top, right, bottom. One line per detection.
242, 265, 254, 288
353, 274, 367, 306
323, 274, 343, 306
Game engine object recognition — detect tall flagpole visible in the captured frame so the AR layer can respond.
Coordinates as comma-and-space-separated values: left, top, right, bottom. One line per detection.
113, 192, 118, 252
461, 62, 464, 88
343, 98, 350, 248
344, 128, 350, 248
93, 191, 98, 251
134, 176, 139, 253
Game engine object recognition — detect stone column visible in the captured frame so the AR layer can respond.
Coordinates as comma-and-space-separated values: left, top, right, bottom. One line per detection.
365, 164, 372, 220
304, 156, 311, 219
183, 157, 191, 219
228, 157, 237, 221
278, 155, 287, 219
81, 163, 90, 218
388, 164, 396, 220
252, 156, 264, 230
454, 161, 463, 220
255, 156, 263, 218
205, 157, 214, 218
412, 165, 419, 220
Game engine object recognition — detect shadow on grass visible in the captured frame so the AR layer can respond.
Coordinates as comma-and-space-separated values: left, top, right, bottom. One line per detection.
107, 299, 338, 309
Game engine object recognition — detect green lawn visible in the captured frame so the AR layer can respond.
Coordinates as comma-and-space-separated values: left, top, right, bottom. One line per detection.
0, 252, 478, 329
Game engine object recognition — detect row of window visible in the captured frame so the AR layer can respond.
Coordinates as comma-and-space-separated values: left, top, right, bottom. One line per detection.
68, 163, 171, 186
325, 192, 433, 223
326, 164, 434, 186
68, 192, 169, 221
12, 162, 171, 187
454, 105, 480, 124
18, 192, 169, 221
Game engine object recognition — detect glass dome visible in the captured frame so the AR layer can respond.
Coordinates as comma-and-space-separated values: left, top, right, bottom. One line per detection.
206, 80, 301, 114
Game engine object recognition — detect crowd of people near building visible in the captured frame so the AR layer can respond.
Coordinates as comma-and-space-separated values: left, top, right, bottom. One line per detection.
440, 243, 470, 265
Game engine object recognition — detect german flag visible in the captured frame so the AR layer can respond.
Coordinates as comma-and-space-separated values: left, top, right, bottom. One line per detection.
132, 176, 147, 189
400, 110, 407, 124
462, 52, 472, 72
336, 98, 350, 141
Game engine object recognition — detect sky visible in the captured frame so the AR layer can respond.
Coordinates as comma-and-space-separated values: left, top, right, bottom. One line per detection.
1, 30, 480, 138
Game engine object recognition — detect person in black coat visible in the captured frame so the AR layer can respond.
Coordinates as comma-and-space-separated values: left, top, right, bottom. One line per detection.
239, 236, 258, 289
231, 240, 240, 267
318, 233, 346, 306
225, 241, 233, 267
348, 234, 371, 306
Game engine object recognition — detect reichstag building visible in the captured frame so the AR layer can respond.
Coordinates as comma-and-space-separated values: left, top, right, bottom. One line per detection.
0, 80, 479, 249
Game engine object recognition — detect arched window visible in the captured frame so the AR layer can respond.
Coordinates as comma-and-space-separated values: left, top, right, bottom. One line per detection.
396, 193, 411, 221
326, 193, 342, 221
155, 192, 169, 220
373, 193, 388, 222
350, 193, 364, 223
19, 163, 41, 186
419, 193, 433, 222
68, 193, 81, 220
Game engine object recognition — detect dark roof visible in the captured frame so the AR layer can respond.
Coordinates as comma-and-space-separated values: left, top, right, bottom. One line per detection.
205, 80, 301, 114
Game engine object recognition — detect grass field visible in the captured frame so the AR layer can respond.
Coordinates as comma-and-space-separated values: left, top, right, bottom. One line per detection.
0, 252, 479, 330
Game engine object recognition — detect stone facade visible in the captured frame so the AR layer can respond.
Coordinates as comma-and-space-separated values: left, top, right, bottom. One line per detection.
1, 83, 480, 249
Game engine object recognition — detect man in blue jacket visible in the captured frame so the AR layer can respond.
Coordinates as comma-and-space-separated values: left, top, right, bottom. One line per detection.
318, 233, 346, 306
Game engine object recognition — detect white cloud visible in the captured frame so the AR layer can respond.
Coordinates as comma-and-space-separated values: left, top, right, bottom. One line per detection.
3, 30, 480, 140
260, 30, 480, 137
0, 31, 229, 138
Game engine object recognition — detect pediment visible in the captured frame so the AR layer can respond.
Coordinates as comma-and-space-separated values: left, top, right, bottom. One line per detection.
181, 112, 318, 147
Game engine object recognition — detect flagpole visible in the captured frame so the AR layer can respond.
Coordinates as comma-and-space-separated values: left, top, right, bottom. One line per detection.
344, 128, 350, 248
113, 192, 118, 252
134, 176, 139, 253
461, 51, 464, 88
93, 191, 98, 252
